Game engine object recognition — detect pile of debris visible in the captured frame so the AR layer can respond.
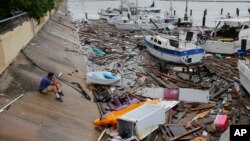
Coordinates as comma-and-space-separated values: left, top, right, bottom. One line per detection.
74, 19, 250, 141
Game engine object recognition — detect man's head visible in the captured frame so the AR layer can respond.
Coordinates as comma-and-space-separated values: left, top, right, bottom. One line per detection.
47, 72, 55, 81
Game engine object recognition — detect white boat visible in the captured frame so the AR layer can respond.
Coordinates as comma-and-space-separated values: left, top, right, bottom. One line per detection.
113, 0, 175, 30
198, 17, 250, 54
115, 19, 171, 30
107, 12, 165, 25
98, 8, 121, 20
238, 60, 250, 94
107, 1, 137, 25
164, 0, 178, 25
144, 34, 205, 65
86, 71, 120, 85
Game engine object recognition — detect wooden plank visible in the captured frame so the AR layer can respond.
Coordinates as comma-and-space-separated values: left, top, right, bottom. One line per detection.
227, 93, 232, 102
191, 137, 206, 141
194, 110, 211, 120
168, 125, 193, 140
157, 71, 201, 88
170, 127, 202, 141
148, 73, 172, 88
166, 109, 173, 124
240, 98, 250, 111
173, 110, 188, 124
160, 124, 193, 140
206, 124, 216, 133
190, 105, 215, 112
165, 126, 174, 138
179, 111, 198, 126
193, 117, 215, 126
211, 83, 234, 98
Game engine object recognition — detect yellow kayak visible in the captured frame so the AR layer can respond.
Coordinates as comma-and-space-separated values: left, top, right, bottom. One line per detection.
94, 100, 159, 128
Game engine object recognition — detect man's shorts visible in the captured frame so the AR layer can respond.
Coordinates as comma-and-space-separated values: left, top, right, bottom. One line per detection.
41, 85, 55, 94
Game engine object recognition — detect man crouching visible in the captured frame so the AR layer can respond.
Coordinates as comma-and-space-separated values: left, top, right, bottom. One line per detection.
39, 72, 64, 102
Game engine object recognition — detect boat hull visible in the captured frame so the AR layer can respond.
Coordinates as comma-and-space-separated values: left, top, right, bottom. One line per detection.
99, 14, 118, 20
201, 40, 250, 54
238, 61, 250, 95
144, 38, 205, 65
86, 71, 120, 85
115, 22, 171, 30
98, 12, 120, 20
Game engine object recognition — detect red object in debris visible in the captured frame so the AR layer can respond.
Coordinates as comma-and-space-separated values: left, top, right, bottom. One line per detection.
214, 114, 229, 132
164, 88, 179, 100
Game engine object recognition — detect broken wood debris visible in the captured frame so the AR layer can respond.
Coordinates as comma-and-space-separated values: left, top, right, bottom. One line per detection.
73, 19, 249, 141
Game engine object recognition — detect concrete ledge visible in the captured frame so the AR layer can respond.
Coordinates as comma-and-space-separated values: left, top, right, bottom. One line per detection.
0, 14, 50, 74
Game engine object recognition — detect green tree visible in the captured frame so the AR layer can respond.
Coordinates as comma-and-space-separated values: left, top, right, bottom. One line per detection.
0, 0, 12, 19
0, 0, 63, 21
10, 0, 56, 21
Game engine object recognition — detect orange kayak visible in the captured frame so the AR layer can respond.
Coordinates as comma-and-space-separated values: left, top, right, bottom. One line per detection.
94, 100, 159, 128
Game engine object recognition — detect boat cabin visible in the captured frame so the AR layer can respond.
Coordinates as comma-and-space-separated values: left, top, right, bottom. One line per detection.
149, 35, 179, 48
212, 18, 250, 42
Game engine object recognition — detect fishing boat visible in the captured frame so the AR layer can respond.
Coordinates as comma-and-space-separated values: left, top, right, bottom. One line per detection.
107, 0, 162, 25
171, 0, 192, 27
238, 59, 250, 95
98, 7, 121, 19
107, 3, 135, 25
198, 17, 250, 54
164, 0, 178, 25
144, 34, 205, 65
86, 71, 120, 85
113, 0, 174, 30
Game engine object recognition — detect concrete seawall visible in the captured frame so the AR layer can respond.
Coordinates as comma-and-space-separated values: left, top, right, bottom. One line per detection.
0, 2, 100, 140
0, 14, 50, 74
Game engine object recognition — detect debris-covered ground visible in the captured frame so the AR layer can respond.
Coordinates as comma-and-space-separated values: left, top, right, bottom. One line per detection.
75, 19, 250, 140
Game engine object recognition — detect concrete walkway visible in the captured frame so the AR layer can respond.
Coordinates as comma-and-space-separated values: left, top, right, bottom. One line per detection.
0, 2, 100, 141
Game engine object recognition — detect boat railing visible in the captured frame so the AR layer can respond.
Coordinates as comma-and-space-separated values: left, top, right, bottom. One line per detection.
0, 12, 28, 35
141, 28, 179, 41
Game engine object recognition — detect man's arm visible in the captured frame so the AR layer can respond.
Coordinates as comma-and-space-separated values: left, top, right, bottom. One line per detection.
50, 76, 61, 86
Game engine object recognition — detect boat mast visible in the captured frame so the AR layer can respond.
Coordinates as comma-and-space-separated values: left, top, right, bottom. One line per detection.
150, 0, 155, 8
121, 0, 123, 14
170, 0, 173, 16
82, 0, 85, 19
136, 0, 138, 20
184, 0, 188, 21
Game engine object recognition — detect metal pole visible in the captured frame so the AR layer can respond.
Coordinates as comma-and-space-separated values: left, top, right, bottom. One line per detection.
0, 94, 24, 113
184, 0, 188, 21
221, 8, 223, 15
185, 0, 188, 13
236, 8, 239, 17
85, 13, 88, 19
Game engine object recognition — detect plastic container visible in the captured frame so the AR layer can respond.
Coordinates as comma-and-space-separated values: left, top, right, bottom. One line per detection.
163, 88, 179, 100
214, 114, 229, 132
